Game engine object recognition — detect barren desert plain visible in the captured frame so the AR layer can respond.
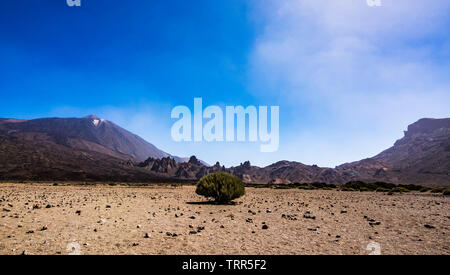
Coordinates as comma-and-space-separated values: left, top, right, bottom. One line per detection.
0, 183, 448, 255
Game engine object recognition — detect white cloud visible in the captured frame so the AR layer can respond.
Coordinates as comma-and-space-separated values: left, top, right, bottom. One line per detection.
248, 0, 450, 166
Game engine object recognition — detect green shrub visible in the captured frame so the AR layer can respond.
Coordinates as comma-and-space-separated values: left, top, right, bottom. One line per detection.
443, 188, 450, 196
390, 187, 410, 193
343, 181, 367, 190
342, 181, 378, 191
398, 184, 424, 191
341, 181, 430, 193
359, 187, 370, 192
373, 182, 396, 190
311, 182, 327, 189
195, 172, 245, 203
431, 187, 445, 193
274, 185, 293, 189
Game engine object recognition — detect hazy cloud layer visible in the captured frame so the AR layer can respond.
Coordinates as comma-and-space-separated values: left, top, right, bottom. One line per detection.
248, 0, 450, 166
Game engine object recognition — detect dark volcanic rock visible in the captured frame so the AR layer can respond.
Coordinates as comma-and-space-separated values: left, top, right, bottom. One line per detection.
0, 116, 199, 182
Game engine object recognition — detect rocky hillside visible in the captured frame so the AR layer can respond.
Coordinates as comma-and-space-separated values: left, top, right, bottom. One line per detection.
0, 129, 171, 182
0, 116, 448, 186
0, 115, 193, 182
337, 118, 450, 186
0, 115, 170, 161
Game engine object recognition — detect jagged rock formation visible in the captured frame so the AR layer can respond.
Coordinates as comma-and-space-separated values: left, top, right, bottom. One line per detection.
137, 156, 225, 180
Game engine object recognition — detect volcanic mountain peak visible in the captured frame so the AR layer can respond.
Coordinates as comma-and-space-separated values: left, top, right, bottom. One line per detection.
0, 116, 173, 162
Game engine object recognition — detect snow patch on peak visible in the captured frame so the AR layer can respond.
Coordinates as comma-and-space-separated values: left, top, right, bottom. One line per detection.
85, 115, 106, 127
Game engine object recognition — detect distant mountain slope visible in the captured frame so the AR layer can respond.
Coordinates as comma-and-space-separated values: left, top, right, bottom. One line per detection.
0, 115, 169, 161
336, 118, 450, 186
229, 161, 345, 185
0, 115, 203, 182
0, 129, 172, 182
374, 118, 450, 171
137, 158, 345, 185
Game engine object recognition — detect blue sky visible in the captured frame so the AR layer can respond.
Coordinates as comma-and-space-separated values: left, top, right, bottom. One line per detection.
1, 0, 450, 167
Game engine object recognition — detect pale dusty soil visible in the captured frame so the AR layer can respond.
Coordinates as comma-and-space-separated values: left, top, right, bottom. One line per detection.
0, 183, 448, 255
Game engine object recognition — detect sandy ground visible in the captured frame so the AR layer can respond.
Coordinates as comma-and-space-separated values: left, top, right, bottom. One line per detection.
0, 183, 448, 255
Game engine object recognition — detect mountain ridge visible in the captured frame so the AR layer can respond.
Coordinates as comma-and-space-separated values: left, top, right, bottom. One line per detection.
0, 115, 194, 162
0, 116, 448, 186
136, 117, 450, 186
